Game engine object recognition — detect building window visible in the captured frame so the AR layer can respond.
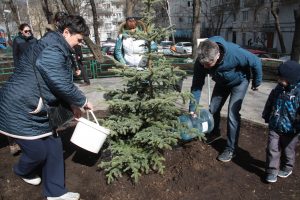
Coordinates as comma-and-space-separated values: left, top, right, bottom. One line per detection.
116, 13, 122, 18
241, 0, 245, 8
188, 17, 193, 24
242, 33, 246, 46
242, 11, 248, 21
178, 17, 183, 23
188, 1, 193, 7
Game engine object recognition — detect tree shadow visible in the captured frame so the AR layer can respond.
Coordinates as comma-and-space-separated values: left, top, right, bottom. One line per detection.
0, 134, 9, 149
210, 138, 266, 181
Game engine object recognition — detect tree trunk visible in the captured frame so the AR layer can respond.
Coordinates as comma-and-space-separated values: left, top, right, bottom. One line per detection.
60, 0, 103, 62
291, 5, 300, 63
126, 0, 136, 17
90, 0, 100, 45
6, 0, 20, 26
271, 1, 286, 53
41, 0, 53, 24
192, 0, 201, 60
166, 0, 175, 43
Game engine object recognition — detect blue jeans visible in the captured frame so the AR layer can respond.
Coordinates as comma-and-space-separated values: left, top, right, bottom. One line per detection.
209, 79, 249, 152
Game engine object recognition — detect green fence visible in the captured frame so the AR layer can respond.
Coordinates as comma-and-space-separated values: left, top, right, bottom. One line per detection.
0, 56, 194, 86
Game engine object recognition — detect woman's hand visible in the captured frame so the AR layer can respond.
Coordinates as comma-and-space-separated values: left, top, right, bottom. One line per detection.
71, 106, 82, 119
83, 101, 93, 111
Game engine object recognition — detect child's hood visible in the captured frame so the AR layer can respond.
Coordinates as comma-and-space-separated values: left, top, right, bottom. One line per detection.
278, 60, 300, 85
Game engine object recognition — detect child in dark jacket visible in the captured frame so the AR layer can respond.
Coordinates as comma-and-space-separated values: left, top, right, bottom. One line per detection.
262, 60, 300, 183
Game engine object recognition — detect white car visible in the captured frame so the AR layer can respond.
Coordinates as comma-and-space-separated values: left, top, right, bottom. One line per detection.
175, 42, 192, 54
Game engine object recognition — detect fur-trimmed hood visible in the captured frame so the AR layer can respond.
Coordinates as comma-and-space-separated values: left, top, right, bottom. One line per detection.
118, 20, 146, 35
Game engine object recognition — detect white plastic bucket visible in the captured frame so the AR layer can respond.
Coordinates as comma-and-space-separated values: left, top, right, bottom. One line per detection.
71, 110, 110, 153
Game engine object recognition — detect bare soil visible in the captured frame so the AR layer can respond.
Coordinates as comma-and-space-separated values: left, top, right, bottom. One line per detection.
1, 112, 300, 200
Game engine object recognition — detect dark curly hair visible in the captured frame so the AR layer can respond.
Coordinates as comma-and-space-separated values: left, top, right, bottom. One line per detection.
56, 15, 90, 37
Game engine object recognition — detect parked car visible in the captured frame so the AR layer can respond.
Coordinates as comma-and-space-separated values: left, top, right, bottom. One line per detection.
158, 41, 174, 53
101, 42, 115, 55
175, 42, 192, 54
106, 46, 115, 56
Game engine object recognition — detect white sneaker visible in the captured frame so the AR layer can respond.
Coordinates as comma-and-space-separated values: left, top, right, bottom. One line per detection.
21, 175, 41, 185
47, 192, 80, 200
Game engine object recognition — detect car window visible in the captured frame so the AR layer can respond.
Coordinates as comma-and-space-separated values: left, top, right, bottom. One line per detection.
183, 43, 192, 47
161, 41, 173, 46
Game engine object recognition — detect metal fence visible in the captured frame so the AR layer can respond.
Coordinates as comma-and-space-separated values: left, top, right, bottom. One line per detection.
0, 54, 193, 86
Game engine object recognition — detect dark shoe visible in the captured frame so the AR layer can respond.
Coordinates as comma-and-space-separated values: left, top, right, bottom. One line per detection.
278, 170, 292, 178
217, 149, 235, 162
79, 83, 90, 87
265, 173, 277, 183
203, 132, 221, 145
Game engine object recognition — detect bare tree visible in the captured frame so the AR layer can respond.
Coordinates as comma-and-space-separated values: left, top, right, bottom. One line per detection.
192, 0, 201, 60
125, 0, 138, 17
60, 0, 103, 62
203, 0, 239, 36
41, 0, 53, 24
291, 4, 300, 62
165, 0, 175, 43
90, 0, 100, 46
3, 0, 20, 26
270, 0, 286, 53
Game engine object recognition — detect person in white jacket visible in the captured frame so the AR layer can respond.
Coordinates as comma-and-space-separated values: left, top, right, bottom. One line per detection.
114, 16, 156, 69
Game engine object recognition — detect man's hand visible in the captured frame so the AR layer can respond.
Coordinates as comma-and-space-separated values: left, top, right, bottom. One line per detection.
75, 69, 81, 76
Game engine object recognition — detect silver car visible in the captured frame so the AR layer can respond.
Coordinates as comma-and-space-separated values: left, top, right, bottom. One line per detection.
175, 42, 192, 54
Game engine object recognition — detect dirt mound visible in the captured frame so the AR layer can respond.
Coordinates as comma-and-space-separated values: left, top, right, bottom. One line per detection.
1, 117, 300, 200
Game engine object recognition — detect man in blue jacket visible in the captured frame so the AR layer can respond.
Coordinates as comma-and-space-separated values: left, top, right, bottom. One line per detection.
189, 36, 262, 162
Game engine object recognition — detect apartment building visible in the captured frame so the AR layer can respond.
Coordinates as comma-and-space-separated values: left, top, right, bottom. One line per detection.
84, 0, 124, 43
83, 0, 297, 54
209, 0, 297, 54
167, 0, 194, 39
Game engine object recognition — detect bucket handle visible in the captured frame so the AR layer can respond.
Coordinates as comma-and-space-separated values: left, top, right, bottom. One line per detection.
86, 110, 99, 126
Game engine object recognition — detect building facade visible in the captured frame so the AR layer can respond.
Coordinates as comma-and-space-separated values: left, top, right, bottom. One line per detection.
83, 0, 124, 44
208, 0, 297, 54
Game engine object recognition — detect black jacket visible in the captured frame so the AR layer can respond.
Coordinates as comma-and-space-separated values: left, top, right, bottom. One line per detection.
12, 32, 37, 66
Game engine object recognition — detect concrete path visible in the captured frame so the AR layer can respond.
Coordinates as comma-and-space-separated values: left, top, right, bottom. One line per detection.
77, 76, 277, 126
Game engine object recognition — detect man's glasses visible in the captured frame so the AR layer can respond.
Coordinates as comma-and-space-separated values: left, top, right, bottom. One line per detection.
24, 30, 31, 33
78, 38, 83, 43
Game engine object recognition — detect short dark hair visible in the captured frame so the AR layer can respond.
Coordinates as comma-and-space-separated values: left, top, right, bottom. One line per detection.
19, 23, 30, 31
56, 15, 90, 37
197, 40, 219, 64
54, 11, 68, 24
